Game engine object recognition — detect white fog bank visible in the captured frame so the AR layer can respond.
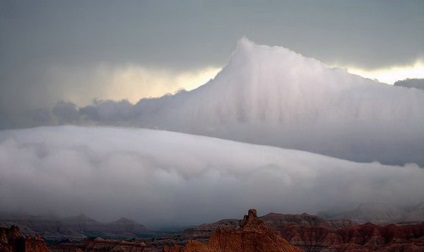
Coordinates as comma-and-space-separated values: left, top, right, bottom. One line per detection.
0, 126, 423, 228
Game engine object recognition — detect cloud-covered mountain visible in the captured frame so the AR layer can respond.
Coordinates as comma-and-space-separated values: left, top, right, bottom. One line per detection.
0, 126, 423, 228
46, 38, 424, 165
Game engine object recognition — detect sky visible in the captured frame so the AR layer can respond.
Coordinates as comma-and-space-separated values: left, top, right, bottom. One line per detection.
1, 1, 424, 228
1, 0, 424, 128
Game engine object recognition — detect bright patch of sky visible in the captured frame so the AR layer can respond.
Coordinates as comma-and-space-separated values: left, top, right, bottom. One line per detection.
346, 61, 424, 84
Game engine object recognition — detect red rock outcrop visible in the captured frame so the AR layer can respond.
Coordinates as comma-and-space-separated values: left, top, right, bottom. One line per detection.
50, 211, 424, 252
182, 212, 356, 243
278, 222, 424, 251
50, 237, 158, 252
170, 211, 424, 252
164, 209, 302, 252
0, 225, 49, 252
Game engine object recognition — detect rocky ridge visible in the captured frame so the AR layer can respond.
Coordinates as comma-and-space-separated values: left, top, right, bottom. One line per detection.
279, 221, 424, 251
322, 202, 424, 224
0, 225, 49, 252
0, 214, 151, 241
50, 237, 156, 252
178, 211, 424, 251
164, 209, 302, 252
6, 210, 424, 251
182, 212, 356, 243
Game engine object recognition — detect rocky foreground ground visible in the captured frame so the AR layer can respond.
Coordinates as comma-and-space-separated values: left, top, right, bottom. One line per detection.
2, 209, 424, 252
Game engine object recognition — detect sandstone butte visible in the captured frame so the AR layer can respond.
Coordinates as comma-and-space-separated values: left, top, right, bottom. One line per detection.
0, 225, 49, 252
164, 209, 303, 252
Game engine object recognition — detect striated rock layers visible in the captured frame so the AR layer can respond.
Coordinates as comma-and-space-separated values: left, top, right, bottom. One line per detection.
181, 212, 356, 244
0, 225, 49, 252
179, 212, 424, 251
51, 237, 155, 252
281, 222, 424, 252
164, 209, 302, 252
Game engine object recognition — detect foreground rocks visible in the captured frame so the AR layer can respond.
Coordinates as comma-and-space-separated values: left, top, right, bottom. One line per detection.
177, 211, 424, 251
0, 225, 49, 252
164, 209, 302, 252
4, 210, 424, 251
51, 237, 157, 252
274, 220, 424, 251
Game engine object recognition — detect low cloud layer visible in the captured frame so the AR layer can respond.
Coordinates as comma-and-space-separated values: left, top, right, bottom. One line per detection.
18, 39, 424, 166
1, 126, 423, 228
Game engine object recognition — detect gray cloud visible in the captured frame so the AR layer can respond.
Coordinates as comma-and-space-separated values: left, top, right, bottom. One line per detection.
30, 39, 424, 166
1, 1, 423, 123
0, 126, 423, 228
52, 101, 78, 124
79, 100, 134, 123
394, 78, 424, 91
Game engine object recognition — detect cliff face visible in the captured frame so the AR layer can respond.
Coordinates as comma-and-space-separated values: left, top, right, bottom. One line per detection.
178, 211, 424, 252
0, 214, 151, 241
51, 237, 151, 252
279, 222, 424, 252
0, 225, 49, 252
181, 212, 356, 243
46, 210, 424, 252
164, 209, 302, 252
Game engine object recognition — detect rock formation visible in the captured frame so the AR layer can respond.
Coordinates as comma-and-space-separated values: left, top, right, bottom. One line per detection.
164, 209, 302, 252
19, 210, 424, 251
0, 214, 151, 241
174, 211, 424, 251
277, 221, 424, 251
181, 212, 356, 243
51, 237, 154, 252
0, 225, 49, 252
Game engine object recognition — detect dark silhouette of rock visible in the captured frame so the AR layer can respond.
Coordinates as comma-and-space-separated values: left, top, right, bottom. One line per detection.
0, 225, 49, 252
0, 214, 151, 241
